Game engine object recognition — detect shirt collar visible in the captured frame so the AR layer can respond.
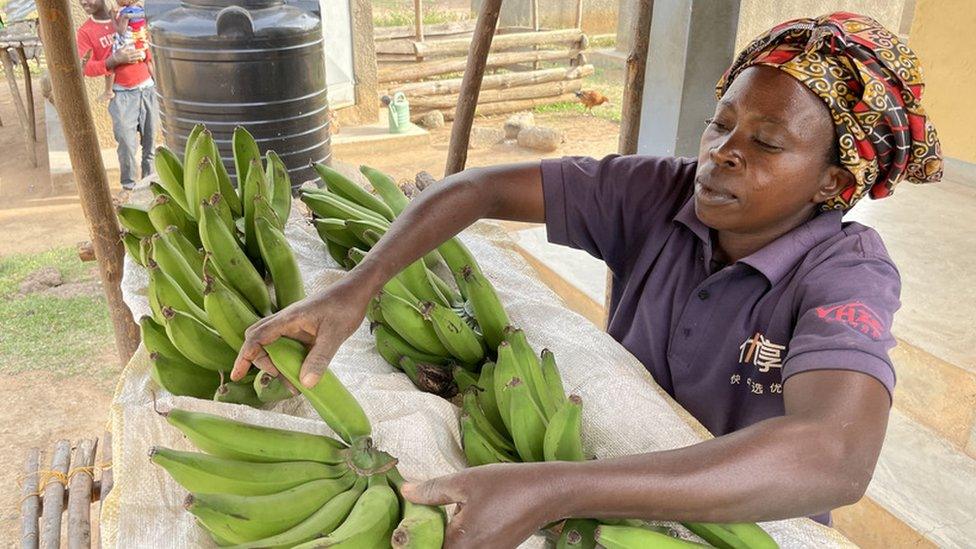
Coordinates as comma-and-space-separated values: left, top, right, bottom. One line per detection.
673, 195, 844, 285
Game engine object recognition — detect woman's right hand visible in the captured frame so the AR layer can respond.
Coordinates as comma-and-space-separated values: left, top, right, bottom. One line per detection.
231, 276, 373, 388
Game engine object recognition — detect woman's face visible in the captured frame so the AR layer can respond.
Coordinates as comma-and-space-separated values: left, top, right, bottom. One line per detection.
695, 65, 846, 234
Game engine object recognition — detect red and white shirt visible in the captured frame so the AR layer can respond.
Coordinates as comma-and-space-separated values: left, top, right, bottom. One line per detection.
76, 17, 152, 89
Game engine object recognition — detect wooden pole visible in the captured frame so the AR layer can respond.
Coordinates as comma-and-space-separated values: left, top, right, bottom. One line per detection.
444, 0, 503, 176
1, 47, 37, 166
20, 448, 40, 549
17, 46, 37, 143
379, 48, 581, 84
386, 64, 593, 97
67, 439, 96, 549
531, 0, 540, 70
37, 0, 141, 363
97, 432, 113, 517
414, 91, 579, 122
414, 0, 424, 43
40, 440, 71, 549
575, 0, 584, 30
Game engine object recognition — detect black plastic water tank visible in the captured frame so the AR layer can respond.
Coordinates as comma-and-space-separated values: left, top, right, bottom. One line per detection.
147, 0, 331, 190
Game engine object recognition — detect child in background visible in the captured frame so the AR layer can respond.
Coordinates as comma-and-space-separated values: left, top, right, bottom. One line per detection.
99, 0, 150, 101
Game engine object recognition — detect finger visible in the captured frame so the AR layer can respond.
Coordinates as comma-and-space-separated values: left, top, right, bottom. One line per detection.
299, 343, 334, 388
402, 475, 465, 507
444, 511, 469, 548
235, 317, 291, 373
252, 353, 279, 377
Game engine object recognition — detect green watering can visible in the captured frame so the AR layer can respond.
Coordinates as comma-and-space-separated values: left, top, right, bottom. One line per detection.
387, 92, 411, 134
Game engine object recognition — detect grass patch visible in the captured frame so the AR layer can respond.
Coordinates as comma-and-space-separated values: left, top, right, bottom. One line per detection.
374, 5, 470, 28
532, 63, 624, 123
589, 35, 617, 49
0, 247, 113, 377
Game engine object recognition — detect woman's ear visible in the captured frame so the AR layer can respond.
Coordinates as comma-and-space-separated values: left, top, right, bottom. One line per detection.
813, 165, 855, 204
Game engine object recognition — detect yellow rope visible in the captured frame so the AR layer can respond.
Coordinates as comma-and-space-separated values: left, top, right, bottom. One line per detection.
17, 461, 114, 506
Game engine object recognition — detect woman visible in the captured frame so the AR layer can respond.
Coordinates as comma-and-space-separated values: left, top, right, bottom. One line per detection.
232, 13, 941, 547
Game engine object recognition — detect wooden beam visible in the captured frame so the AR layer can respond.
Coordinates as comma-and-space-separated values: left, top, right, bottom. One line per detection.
419, 28, 581, 57
384, 64, 593, 97
40, 440, 71, 549
17, 46, 37, 143
67, 439, 96, 549
20, 448, 40, 549
379, 48, 581, 83
444, 0, 502, 176
37, 0, 141, 363
374, 20, 475, 41
1, 47, 36, 166
410, 78, 582, 110
416, 91, 579, 123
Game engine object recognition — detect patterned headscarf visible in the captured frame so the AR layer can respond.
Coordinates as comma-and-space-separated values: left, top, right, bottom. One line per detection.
716, 12, 943, 211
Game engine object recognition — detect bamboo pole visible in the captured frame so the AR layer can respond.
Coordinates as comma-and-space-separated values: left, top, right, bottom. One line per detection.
410, 78, 582, 110
67, 439, 96, 549
1, 47, 37, 166
444, 0, 502, 176
37, 0, 141, 363
416, 92, 579, 123
384, 64, 593, 97
40, 440, 71, 549
21, 448, 40, 549
379, 48, 581, 83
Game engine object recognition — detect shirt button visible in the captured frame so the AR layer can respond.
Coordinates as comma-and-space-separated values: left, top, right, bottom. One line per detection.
698, 289, 710, 300
683, 327, 691, 337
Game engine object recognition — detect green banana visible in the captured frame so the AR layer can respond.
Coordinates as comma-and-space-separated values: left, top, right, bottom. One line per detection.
461, 415, 514, 466
506, 377, 548, 462
183, 124, 205, 175
243, 157, 269, 263
428, 268, 462, 306
233, 126, 262, 192
228, 476, 369, 549
476, 361, 507, 436
154, 145, 189, 214
140, 315, 186, 360
325, 240, 350, 267
345, 249, 418, 305
377, 292, 450, 356
161, 307, 237, 371
506, 327, 556, 419
462, 266, 510, 350
214, 376, 264, 407
148, 194, 200, 247
263, 337, 372, 445
255, 216, 305, 310
373, 323, 452, 369
161, 225, 204, 274
121, 230, 146, 266
543, 395, 584, 462
360, 164, 409, 215
202, 269, 259, 351
436, 237, 481, 299
182, 128, 212, 221
183, 497, 255, 545
253, 371, 294, 404
463, 388, 516, 453
388, 468, 445, 549
557, 518, 599, 549
314, 218, 361, 248
420, 301, 485, 365
199, 196, 273, 316
314, 162, 395, 220
253, 192, 283, 229
300, 189, 390, 225
266, 151, 292, 227
198, 161, 235, 232
682, 523, 777, 549
151, 232, 205, 308
453, 365, 479, 394
723, 523, 777, 549
210, 138, 243, 218
162, 407, 346, 462
150, 446, 348, 496
188, 475, 355, 542
397, 259, 449, 307
117, 203, 155, 237
541, 348, 568, 411
492, 341, 519, 434
293, 483, 400, 548
150, 352, 221, 399
595, 525, 706, 548
148, 266, 208, 325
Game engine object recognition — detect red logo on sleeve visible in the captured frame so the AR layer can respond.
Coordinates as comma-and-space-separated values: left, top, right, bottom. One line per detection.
816, 302, 885, 340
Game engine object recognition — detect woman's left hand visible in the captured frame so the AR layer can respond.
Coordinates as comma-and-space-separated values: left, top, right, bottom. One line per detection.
401, 462, 567, 549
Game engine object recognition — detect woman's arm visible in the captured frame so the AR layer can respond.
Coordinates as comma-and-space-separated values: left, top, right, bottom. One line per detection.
404, 369, 890, 548
233, 162, 544, 385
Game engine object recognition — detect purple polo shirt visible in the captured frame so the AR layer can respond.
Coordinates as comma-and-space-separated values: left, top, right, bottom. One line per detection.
541, 155, 900, 436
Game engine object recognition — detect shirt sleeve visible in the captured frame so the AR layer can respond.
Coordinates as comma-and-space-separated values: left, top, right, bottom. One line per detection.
540, 155, 694, 274
783, 238, 901, 399
77, 28, 110, 78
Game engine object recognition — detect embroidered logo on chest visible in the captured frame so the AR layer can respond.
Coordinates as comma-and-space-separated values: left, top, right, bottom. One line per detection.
815, 301, 884, 340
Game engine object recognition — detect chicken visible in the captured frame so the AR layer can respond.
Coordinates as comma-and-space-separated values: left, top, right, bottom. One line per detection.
575, 90, 610, 114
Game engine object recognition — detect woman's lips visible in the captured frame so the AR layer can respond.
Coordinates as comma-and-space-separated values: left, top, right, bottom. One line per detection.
695, 180, 737, 206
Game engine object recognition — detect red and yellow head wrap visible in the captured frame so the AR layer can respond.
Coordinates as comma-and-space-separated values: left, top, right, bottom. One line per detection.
717, 12, 943, 211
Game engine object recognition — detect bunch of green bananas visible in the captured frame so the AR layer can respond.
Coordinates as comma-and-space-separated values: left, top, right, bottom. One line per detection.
153, 407, 445, 548
117, 124, 307, 409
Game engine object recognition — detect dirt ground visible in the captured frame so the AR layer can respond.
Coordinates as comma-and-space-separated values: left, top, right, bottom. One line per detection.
0, 68, 621, 543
